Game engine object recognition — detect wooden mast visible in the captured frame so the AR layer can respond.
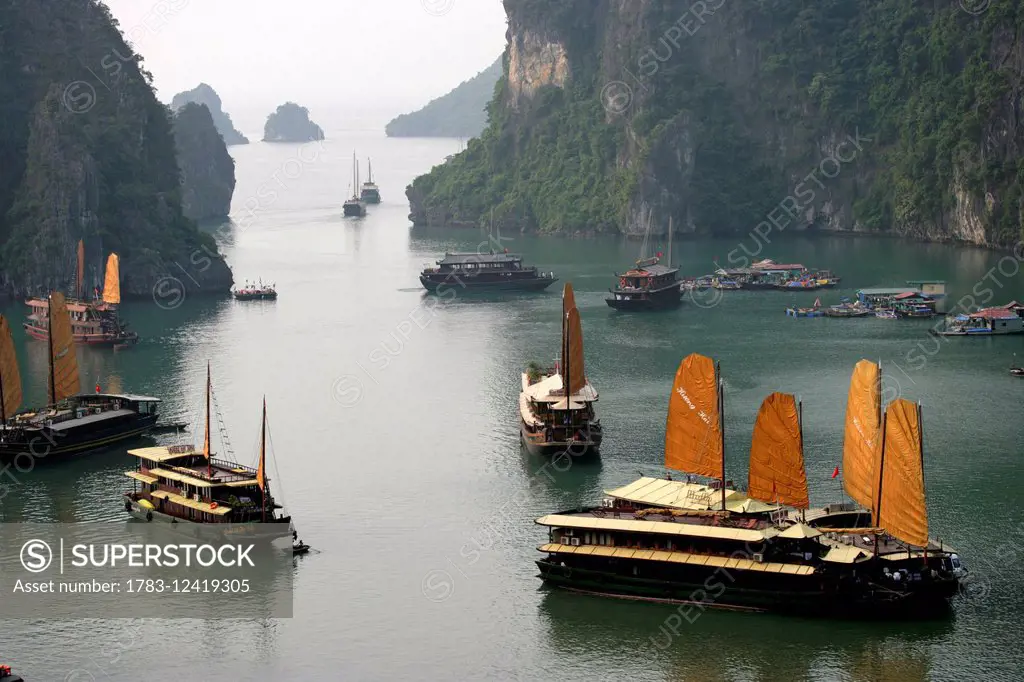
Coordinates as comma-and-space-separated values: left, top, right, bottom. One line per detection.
667, 216, 673, 268
798, 399, 805, 522
717, 361, 726, 511
205, 362, 212, 478
260, 396, 267, 522
47, 296, 56, 406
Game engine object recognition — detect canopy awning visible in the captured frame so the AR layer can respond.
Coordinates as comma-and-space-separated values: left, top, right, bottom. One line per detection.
822, 545, 869, 564
523, 372, 598, 402
778, 522, 823, 539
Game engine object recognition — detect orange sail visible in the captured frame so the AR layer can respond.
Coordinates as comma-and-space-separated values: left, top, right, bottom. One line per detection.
102, 253, 120, 304
561, 307, 586, 395
664, 353, 723, 479
0, 316, 22, 421
202, 363, 211, 461
876, 399, 929, 547
747, 392, 809, 509
76, 240, 85, 300
257, 397, 267, 491
47, 292, 80, 403
842, 359, 881, 510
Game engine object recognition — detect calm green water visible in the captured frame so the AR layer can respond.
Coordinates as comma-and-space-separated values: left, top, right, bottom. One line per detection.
2, 133, 1023, 681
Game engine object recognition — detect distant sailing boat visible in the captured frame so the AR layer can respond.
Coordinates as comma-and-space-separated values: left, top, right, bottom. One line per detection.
24, 245, 139, 347
343, 152, 367, 217
359, 158, 381, 204
534, 353, 965, 619
124, 363, 307, 552
519, 282, 602, 456
0, 294, 160, 463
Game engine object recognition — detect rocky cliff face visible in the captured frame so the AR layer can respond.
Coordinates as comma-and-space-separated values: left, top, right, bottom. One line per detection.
408, 0, 1024, 249
173, 103, 236, 222
171, 83, 249, 146
0, 0, 232, 298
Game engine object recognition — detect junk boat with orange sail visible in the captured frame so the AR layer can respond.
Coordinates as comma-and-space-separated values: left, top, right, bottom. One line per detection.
123, 363, 308, 554
520, 283, 601, 457
0, 294, 160, 463
24, 245, 137, 347
534, 353, 965, 618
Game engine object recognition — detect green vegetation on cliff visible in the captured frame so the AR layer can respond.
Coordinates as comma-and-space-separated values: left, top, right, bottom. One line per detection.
409, 0, 1024, 246
263, 103, 325, 142
173, 103, 236, 222
0, 0, 231, 295
385, 57, 502, 138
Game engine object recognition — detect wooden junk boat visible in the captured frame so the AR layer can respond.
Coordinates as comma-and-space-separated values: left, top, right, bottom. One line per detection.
359, 158, 381, 204
24, 248, 137, 347
520, 283, 601, 457
534, 354, 965, 619
419, 251, 557, 293
0, 295, 160, 464
123, 364, 308, 554
606, 216, 682, 311
343, 152, 367, 218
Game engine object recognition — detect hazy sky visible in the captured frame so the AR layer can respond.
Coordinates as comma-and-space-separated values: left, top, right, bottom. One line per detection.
101, 0, 508, 130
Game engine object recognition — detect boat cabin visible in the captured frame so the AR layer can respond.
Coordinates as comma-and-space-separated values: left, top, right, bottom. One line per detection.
616, 261, 679, 291
946, 308, 1024, 334
9, 393, 160, 427
427, 252, 529, 274
125, 445, 279, 524
521, 371, 599, 442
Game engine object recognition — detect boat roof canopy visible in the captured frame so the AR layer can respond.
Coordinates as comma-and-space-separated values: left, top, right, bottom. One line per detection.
128, 446, 195, 463
605, 477, 744, 511
523, 372, 598, 402
78, 393, 161, 402
438, 252, 521, 265
624, 264, 678, 277
857, 287, 919, 296
535, 513, 768, 542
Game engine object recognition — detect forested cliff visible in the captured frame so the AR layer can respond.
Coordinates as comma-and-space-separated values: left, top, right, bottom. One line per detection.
408, 0, 1024, 248
0, 0, 232, 297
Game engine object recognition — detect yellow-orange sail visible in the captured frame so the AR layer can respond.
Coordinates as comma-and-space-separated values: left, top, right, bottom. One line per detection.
747, 392, 809, 509
876, 399, 929, 547
561, 307, 586, 395
76, 240, 85, 299
0, 316, 23, 420
102, 253, 120, 304
202, 363, 211, 461
664, 353, 722, 479
842, 359, 881, 510
47, 292, 80, 403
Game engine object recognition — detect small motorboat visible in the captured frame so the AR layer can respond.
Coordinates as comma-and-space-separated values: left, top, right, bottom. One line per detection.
0, 663, 24, 682
786, 307, 824, 317
875, 309, 898, 319
1011, 367, 1024, 377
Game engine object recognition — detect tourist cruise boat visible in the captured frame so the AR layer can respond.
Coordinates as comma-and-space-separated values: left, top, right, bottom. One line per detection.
233, 280, 277, 300
520, 283, 601, 457
24, 250, 137, 347
123, 364, 308, 554
533, 354, 965, 619
419, 251, 556, 292
359, 158, 381, 204
343, 152, 367, 217
0, 294, 159, 463
607, 216, 682, 310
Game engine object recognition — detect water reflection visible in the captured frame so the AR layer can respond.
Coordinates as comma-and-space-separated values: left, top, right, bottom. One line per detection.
538, 589, 951, 682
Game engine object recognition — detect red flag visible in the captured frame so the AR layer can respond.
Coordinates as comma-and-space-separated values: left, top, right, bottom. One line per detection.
831, 466, 840, 479
95, 383, 101, 394
656, 251, 663, 258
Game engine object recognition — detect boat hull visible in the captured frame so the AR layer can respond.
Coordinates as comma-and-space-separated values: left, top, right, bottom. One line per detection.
520, 421, 601, 458
536, 557, 958, 620
233, 292, 278, 301
606, 287, 682, 311
930, 328, 1024, 336
360, 192, 381, 204
0, 413, 158, 464
24, 323, 139, 347
419, 274, 557, 293
343, 202, 366, 217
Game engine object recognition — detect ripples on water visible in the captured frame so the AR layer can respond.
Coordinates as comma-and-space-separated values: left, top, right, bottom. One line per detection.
2, 135, 1023, 680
